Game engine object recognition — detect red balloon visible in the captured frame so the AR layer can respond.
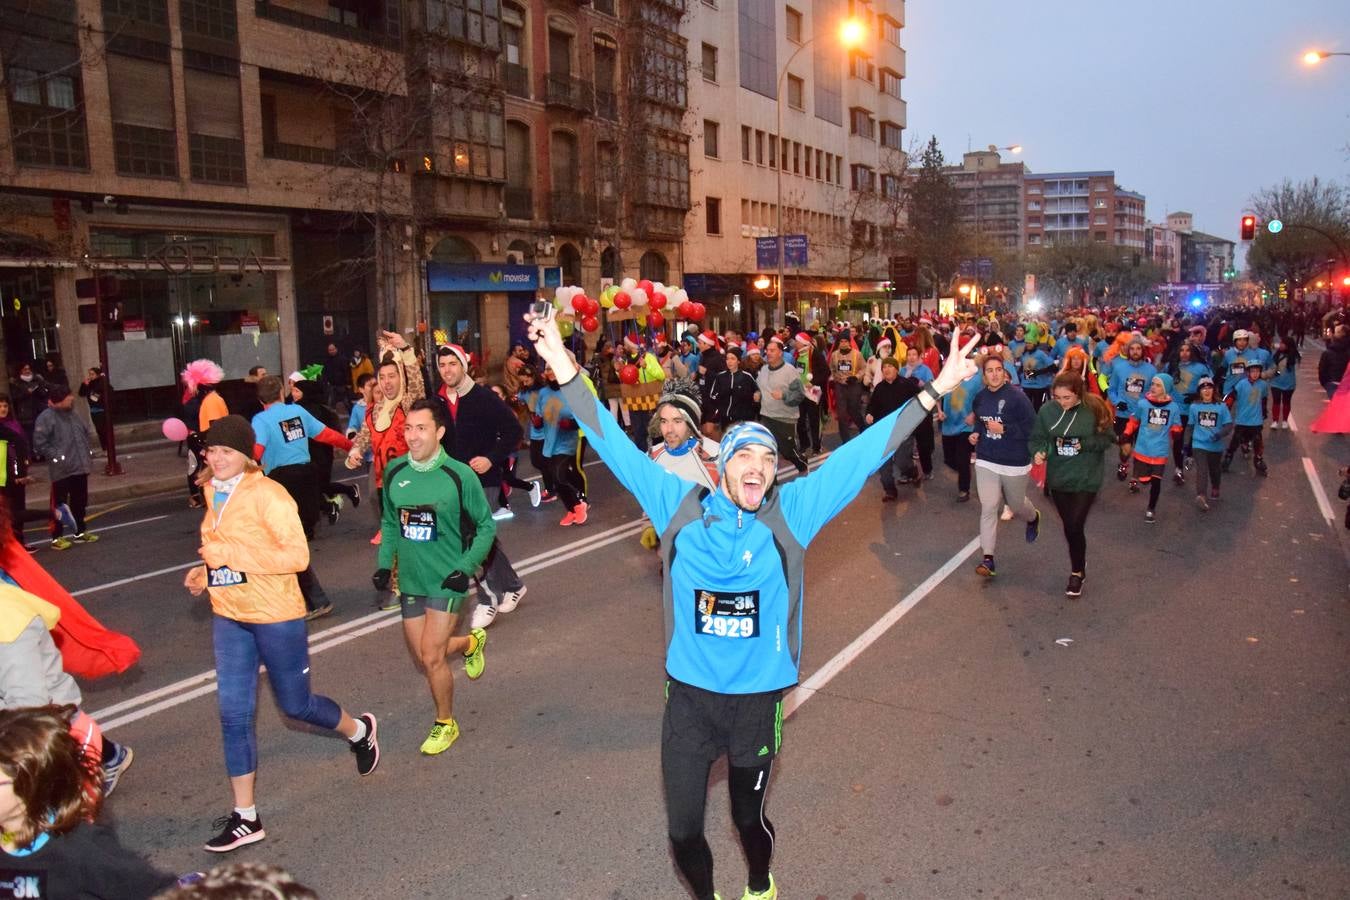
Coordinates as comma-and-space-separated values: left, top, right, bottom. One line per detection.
619, 363, 640, 385
677, 301, 693, 318
585, 296, 600, 316
614, 291, 632, 310
571, 294, 588, 313
638, 279, 654, 296
581, 315, 600, 333
648, 310, 665, 330
688, 303, 706, 322
648, 292, 667, 310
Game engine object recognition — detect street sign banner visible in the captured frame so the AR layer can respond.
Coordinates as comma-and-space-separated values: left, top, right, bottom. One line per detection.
756, 235, 808, 269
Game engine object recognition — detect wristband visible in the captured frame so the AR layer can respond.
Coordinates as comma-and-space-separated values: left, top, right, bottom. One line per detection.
921, 383, 942, 405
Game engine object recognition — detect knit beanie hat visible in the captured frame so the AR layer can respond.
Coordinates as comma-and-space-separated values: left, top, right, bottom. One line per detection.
1152, 372, 1174, 397
203, 415, 255, 457
655, 377, 703, 434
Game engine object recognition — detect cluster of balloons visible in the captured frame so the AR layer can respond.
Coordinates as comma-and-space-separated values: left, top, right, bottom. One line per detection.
548, 277, 708, 335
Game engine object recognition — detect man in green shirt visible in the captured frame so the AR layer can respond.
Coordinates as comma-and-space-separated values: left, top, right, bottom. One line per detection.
373, 399, 497, 755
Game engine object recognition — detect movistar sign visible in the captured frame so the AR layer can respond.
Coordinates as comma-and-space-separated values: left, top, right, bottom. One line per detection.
427, 262, 539, 292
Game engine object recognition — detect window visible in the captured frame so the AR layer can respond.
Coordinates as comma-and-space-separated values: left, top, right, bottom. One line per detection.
880, 69, 901, 99
426, 0, 502, 48
803, 145, 811, 178
7, 68, 89, 169
786, 74, 804, 110
1027, 184, 1041, 195
190, 133, 244, 183
881, 173, 901, 199
703, 120, 719, 159
835, 156, 842, 184
848, 51, 874, 83
740, 125, 751, 161
706, 197, 722, 235
108, 54, 176, 177
815, 148, 823, 181
1027, 201, 1041, 211
1093, 231, 1107, 243
701, 43, 717, 82
879, 14, 900, 46
785, 6, 802, 42
754, 129, 764, 164
1028, 234, 1041, 246
792, 141, 800, 174
103, 0, 168, 26
737, 0, 776, 97
593, 0, 615, 15
851, 163, 873, 192
879, 120, 902, 150
1094, 215, 1106, 225
114, 124, 177, 177
849, 107, 874, 139
444, 89, 506, 179
179, 0, 237, 40
768, 132, 776, 169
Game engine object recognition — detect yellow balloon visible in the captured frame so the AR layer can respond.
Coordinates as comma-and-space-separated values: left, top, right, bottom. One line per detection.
559, 318, 575, 337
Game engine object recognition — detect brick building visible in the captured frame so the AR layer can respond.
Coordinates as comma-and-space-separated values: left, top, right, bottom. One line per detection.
1022, 170, 1146, 252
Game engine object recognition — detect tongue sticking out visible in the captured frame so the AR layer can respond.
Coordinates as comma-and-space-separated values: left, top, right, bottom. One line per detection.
740, 478, 764, 509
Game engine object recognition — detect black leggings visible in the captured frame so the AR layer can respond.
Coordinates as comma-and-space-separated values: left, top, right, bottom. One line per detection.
941, 433, 973, 492
546, 451, 585, 512
664, 751, 775, 900
1049, 490, 1096, 574
50, 475, 89, 537
529, 439, 555, 494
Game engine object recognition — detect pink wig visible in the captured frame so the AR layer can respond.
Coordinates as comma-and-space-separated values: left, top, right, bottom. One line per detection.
181, 359, 224, 404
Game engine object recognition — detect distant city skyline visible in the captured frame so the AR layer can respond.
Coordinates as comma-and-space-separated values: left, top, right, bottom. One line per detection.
902, 0, 1350, 265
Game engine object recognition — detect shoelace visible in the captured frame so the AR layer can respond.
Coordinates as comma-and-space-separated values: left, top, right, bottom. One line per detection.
211, 815, 235, 830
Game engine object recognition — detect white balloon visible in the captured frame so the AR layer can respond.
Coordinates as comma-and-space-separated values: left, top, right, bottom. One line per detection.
674, 289, 689, 304
621, 277, 637, 291
630, 288, 649, 306
652, 282, 665, 295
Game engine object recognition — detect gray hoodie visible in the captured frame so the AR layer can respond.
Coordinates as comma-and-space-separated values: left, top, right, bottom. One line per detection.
33, 405, 96, 481
0, 616, 83, 710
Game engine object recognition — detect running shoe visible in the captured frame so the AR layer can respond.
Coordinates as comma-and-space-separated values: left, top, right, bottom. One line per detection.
468, 602, 497, 631
378, 594, 401, 611
204, 812, 265, 852
957, 491, 971, 502
560, 509, 577, 526
420, 719, 460, 755
304, 602, 334, 621
1065, 573, 1084, 598
50, 537, 72, 551
351, 484, 361, 507
492, 507, 515, 521
464, 627, 487, 680
101, 742, 134, 796
529, 481, 543, 508
369, 531, 382, 545
1144, 509, 1155, 524
1025, 509, 1040, 544
1195, 494, 1210, 512
881, 492, 898, 503
571, 501, 589, 525
349, 713, 380, 776
1255, 460, 1268, 477
1116, 462, 1128, 481
1173, 470, 1185, 486
539, 490, 557, 504
740, 874, 777, 899
1210, 488, 1220, 501
326, 501, 340, 525
1128, 480, 1140, 494
496, 586, 526, 614
975, 556, 996, 577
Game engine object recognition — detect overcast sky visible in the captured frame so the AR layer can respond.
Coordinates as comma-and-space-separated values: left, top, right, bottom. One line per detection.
902, 0, 1350, 246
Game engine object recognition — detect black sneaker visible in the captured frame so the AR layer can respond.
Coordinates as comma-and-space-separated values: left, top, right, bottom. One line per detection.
350, 713, 380, 776
204, 812, 265, 852
1116, 463, 1128, 482
1065, 573, 1084, 598
326, 502, 340, 525
1128, 480, 1140, 494
957, 491, 971, 502
1025, 509, 1041, 544
350, 484, 361, 508
1173, 470, 1185, 486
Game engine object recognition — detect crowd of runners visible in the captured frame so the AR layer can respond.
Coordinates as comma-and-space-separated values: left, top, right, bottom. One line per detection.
2, 294, 1349, 898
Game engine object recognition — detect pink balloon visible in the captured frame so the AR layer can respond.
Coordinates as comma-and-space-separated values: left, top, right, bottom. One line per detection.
161, 417, 190, 442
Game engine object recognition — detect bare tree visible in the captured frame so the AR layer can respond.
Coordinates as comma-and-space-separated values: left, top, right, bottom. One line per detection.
1247, 176, 1350, 292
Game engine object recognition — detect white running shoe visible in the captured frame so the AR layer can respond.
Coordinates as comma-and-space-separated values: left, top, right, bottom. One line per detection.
497, 586, 526, 614
469, 602, 497, 630
492, 506, 515, 521
529, 481, 543, 508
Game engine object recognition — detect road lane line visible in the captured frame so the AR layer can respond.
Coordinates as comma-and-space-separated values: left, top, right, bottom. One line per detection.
783, 536, 982, 719
1302, 457, 1336, 525
26, 514, 170, 549
74, 561, 202, 597
1287, 413, 1298, 433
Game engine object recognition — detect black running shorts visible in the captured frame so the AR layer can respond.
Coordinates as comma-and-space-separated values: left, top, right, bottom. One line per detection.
662, 677, 784, 768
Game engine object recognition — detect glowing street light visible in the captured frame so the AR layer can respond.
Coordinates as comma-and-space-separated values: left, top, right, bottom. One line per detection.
1303, 50, 1350, 65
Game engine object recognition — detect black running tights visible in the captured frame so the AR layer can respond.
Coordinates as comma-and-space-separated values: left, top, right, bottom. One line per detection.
663, 749, 775, 900
1049, 490, 1096, 574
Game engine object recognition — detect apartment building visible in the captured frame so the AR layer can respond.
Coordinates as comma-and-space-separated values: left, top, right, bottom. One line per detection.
0, 0, 686, 414
1022, 171, 1146, 252
1148, 211, 1234, 285
944, 148, 1028, 252
682, 0, 906, 332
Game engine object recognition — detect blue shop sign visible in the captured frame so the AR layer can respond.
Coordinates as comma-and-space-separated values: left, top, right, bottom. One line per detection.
754, 235, 809, 269
427, 262, 539, 292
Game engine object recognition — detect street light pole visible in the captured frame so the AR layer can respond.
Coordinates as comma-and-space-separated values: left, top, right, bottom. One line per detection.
1303, 50, 1350, 64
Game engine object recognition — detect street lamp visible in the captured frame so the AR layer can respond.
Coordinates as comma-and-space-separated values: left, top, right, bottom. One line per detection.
775, 17, 867, 330
1303, 50, 1350, 64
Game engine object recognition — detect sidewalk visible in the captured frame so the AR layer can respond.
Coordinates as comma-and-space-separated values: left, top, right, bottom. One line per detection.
27, 441, 187, 508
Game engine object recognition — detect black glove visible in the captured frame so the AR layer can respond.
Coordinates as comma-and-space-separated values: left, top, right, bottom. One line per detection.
372, 568, 391, 591
441, 570, 470, 593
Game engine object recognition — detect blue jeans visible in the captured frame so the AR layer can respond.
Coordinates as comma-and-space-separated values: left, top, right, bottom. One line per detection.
213, 615, 341, 777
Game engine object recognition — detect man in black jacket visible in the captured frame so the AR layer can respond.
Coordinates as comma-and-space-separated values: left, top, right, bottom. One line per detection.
864, 357, 922, 500
430, 343, 528, 630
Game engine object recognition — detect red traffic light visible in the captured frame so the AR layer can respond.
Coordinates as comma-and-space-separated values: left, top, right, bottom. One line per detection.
1240, 215, 1256, 240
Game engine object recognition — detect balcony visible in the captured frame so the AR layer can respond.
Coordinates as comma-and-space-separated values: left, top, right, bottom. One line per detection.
545, 74, 594, 114
253, 0, 401, 49
595, 88, 618, 121
264, 141, 383, 169
502, 62, 530, 99
550, 190, 593, 226
504, 187, 533, 219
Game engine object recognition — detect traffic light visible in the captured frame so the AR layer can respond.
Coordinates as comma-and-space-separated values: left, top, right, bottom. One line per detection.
1240, 215, 1256, 241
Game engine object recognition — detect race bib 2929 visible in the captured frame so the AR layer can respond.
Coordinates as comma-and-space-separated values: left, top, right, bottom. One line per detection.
693, 589, 760, 639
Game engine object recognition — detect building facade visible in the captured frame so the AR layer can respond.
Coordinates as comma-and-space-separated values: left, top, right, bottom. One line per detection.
944, 148, 1027, 252
681, 0, 906, 332
1, 0, 687, 414
1022, 170, 1146, 252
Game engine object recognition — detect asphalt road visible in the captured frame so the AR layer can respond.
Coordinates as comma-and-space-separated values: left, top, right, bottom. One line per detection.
39, 372, 1350, 900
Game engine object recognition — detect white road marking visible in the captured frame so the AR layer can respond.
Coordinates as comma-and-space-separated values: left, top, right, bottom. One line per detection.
783, 536, 982, 719
1287, 413, 1298, 433
75, 561, 202, 597
26, 514, 170, 550
1302, 457, 1336, 526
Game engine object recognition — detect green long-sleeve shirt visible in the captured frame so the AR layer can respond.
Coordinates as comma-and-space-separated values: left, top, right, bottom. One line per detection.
1028, 400, 1116, 493
378, 450, 497, 599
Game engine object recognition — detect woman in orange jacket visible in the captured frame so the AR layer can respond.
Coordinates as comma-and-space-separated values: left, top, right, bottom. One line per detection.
183, 415, 380, 854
